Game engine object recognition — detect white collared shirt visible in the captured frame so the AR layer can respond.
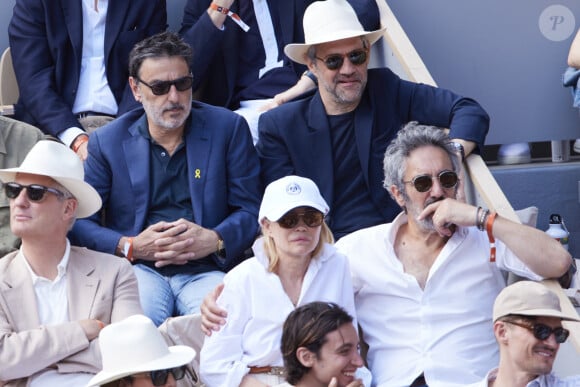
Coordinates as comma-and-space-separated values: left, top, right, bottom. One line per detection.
22, 240, 94, 387
336, 213, 542, 387
72, 0, 117, 116
61, 0, 117, 147
465, 368, 580, 387
200, 238, 361, 387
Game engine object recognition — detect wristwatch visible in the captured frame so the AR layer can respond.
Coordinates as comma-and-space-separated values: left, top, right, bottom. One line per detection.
216, 237, 226, 258
450, 141, 465, 161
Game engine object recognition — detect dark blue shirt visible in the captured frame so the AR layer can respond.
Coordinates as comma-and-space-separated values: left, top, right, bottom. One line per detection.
328, 112, 385, 240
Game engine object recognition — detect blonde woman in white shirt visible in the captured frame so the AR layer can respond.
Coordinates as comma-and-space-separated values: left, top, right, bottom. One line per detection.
199, 175, 359, 387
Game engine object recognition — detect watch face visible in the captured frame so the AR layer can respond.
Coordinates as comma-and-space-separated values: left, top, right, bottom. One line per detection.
123, 241, 130, 257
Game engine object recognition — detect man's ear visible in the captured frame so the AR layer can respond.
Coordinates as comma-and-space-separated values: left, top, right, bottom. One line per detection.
129, 76, 141, 102
494, 321, 509, 345
390, 185, 406, 208
63, 198, 78, 219
296, 347, 316, 367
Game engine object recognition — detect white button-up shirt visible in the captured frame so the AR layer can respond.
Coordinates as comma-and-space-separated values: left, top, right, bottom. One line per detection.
22, 240, 94, 387
336, 213, 542, 387
200, 239, 358, 387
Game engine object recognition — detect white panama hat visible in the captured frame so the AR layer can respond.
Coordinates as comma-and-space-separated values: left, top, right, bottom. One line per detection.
284, 0, 386, 65
87, 315, 196, 386
0, 140, 101, 218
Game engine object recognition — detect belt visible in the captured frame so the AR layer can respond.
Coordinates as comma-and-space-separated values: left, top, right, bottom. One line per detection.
410, 374, 427, 387
248, 366, 285, 376
76, 111, 115, 119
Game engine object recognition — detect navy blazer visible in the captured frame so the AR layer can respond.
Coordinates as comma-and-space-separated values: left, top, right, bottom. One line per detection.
8, 0, 167, 137
256, 68, 490, 235
180, 0, 380, 109
70, 103, 261, 271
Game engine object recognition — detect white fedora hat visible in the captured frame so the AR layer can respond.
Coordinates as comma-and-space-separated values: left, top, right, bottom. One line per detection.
0, 140, 101, 218
284, 0, 386, 65
87, 314, 196, 386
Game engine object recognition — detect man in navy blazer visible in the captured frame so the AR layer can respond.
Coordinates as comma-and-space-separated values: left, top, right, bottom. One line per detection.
179, 0, 379, 143
70, 32, 261, 326
8, 0, 166, 159
257, 0, 490, 240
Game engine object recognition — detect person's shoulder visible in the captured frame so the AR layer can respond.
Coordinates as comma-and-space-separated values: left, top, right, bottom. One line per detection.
190, 100, 240, 120
0, 251, 19, 272
97, 107, 145, 135
263, 94, 313, 119
337, 223, 391, 245
69, 246, 130, 269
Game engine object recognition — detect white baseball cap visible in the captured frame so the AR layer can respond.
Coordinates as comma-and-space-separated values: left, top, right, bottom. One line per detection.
259, 175, 329, 223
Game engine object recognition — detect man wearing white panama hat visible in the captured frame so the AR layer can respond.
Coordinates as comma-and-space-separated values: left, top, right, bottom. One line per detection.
256, 0, 489, 240
0, 140, 142, 387
87, 314, 196, 387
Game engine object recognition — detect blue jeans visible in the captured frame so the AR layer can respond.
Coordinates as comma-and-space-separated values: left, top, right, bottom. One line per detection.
133, 264, 224, 326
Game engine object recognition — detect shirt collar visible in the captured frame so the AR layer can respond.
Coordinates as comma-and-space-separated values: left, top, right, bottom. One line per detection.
22, 239, 71, 285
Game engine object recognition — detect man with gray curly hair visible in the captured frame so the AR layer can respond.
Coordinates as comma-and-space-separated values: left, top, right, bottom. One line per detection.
335, 122, 572, 387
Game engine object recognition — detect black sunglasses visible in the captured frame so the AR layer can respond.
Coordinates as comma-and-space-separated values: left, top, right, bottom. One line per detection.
136, 75, 194, 96
130, 366, 186, 386
315, 49, 368, 70
3, 182, 67, 202
278, 209, 324, 229
507, 320, 570, 344
403, 171, 459, 193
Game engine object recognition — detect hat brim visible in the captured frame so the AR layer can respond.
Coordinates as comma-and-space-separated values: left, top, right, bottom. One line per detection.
87, 346, 196, 387
284, 28, 386, 65
0, 169, 102, 219
496, 308, 580, 322
260, 200, 329, 223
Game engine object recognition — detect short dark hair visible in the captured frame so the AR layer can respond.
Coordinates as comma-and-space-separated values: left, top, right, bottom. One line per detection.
128, 31, 192, 78
281, 302, 354, 384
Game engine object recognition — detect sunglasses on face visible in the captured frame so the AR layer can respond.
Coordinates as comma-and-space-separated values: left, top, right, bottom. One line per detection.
507, 320, 570, 344
277, 209, 324, 229
315, 49, 368, 70
136, 75, 194, 95
130, 366, 186, 386
403, 171, 459, 193
3, 182, 67, 202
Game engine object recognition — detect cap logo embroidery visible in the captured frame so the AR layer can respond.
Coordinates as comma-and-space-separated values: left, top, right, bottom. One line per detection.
286, 182, 301, 195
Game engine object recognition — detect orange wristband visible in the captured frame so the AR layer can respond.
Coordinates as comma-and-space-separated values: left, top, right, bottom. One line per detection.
486, 212, 497, 262
126, 237, 134, 262
209, 2, 249, 31
72, 135, 89, 153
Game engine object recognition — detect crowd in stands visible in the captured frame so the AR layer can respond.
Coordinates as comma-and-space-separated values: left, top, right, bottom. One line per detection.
0, 0, 578, 386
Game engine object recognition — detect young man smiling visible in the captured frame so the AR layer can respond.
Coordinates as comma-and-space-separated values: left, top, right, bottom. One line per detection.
466, 281, 580, 387
278, 302, 364, 387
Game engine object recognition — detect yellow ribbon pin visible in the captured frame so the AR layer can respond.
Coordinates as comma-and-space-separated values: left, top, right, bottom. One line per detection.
194, 169, 201, 179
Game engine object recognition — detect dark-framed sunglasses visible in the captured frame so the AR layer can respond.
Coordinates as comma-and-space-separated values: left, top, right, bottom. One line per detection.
507, 320, 570, 344
136, 75, 194, 96
403, 170, 459, 193
3, 182, 67, 202
278, 209, 324, 229
315, 49, 368, 70
130, 365, 187, 386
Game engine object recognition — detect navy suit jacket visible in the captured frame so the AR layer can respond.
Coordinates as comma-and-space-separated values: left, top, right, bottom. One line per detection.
180, 0, 379, 109
70, 103, 261, 272
256, 68, 490, 235
8, 0, 167, 137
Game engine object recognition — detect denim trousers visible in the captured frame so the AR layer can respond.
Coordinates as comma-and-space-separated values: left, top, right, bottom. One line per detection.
133, 263, 224, 326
